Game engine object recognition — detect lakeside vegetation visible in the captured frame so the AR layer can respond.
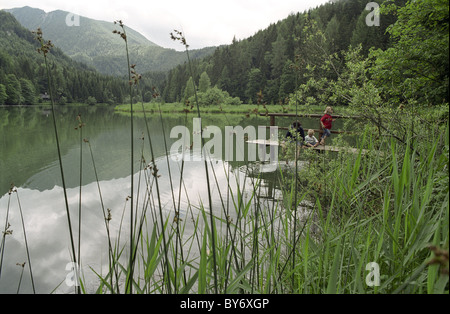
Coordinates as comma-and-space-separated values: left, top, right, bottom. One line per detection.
0, 0, 448, 295
114, 102, 357, 116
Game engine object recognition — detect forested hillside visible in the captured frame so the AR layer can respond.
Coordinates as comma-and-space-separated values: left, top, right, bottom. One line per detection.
162, 0, 399, 104
1, 0, 447, 110
0, 11, 132, 105
6, 6, 217, 76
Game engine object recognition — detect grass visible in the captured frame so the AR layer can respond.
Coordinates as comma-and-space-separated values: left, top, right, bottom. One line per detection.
1, 26, 448, 295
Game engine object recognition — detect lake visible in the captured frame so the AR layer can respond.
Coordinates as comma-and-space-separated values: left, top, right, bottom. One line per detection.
0, 105, 343, 293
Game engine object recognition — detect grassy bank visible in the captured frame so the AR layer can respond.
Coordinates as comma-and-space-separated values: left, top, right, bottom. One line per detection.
114, 102, 355, 116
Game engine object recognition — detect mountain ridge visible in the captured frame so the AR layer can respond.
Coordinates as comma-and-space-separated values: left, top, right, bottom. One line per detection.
0, 9, 134, 105
4, 6, 216, 76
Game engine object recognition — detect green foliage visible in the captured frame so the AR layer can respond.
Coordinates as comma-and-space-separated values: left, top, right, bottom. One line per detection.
198, 71, 211, 93
0, 84, 6, 105
188, 86, 242, 107
5, 74, 21, 105
246, 68, 264, 103
19, 78, 36, 105
371, 0, 449, 105
287, 0, 448, 154
184, 77, 195, 101
87, 96, 97, 106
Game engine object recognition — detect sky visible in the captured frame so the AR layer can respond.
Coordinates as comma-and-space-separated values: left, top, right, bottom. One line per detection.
0, 0, 331, 50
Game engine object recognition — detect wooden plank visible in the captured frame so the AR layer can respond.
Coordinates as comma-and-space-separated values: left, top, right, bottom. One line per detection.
312, 145, 375, 155
247, 140, 378, 156
247, 139, 280, 146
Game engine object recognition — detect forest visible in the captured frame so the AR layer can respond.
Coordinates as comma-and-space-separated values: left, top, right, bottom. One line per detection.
0, 11, 121, 105
162, 0, 402, 104
0, 0, 410, 108
1, 0, 448, 110
0, 10, 166, 106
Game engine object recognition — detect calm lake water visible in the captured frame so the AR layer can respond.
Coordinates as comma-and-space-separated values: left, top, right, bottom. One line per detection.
0, 105, 343, 293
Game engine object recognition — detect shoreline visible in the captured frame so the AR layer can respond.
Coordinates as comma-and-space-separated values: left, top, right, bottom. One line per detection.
113, 102, 351, 116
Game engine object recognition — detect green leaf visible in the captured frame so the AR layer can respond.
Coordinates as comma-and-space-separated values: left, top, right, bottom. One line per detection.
326, 239, 342, 294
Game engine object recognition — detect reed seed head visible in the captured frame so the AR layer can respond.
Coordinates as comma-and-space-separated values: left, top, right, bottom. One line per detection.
130, 66, 142, 85
152, 87, 160, 99
3, 223, 12, 236
8, 183, 17, 195
428, 245, 449, 275
106, 209, 112, 222
33, 28, 53, 56
113, 21, 127, 41
170, 30, 189, 48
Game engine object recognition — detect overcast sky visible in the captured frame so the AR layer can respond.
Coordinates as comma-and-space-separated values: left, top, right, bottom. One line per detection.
0, 0, 331, 50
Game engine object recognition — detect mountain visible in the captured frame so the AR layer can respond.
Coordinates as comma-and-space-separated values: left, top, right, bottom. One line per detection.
0, 10, 129, 105
5, 6, 216, 76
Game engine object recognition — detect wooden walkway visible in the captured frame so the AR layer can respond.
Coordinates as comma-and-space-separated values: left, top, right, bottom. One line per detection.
247, 140, 376, 155
259, 112, 360, 135
251, 112, 382, 156
312, 145, 372, 155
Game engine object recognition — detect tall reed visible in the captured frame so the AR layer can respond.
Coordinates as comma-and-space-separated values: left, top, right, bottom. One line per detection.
113, 20, 137, 294
15, 187, 35, 293
33, 29, 79, 293
0, 185, 14, 281
171, 30, 219, 293
75, 114, 84, 291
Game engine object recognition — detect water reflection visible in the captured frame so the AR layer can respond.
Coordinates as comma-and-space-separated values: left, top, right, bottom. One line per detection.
0, 152, 284, 293
0, 106, 287, 293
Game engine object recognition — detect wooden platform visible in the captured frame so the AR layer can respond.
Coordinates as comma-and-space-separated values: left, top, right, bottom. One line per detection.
312, 145, 370, 154
246, 139, 279, 146
247, 139, 378, 156
255, 112, 375, 155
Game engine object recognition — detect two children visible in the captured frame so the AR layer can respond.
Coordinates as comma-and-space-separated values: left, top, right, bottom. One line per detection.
285, 124, 319, 148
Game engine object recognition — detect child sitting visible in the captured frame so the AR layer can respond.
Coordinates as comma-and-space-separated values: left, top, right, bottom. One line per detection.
304, 129, 319, 148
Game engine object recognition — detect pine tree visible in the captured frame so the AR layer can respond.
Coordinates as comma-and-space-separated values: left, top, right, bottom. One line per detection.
184, 77, 195, 101
246, 68, 263, 103
279, 60, 296, 103
325, 15, 341, 54
218, 66, 231, 92
198, 71, 211, 93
